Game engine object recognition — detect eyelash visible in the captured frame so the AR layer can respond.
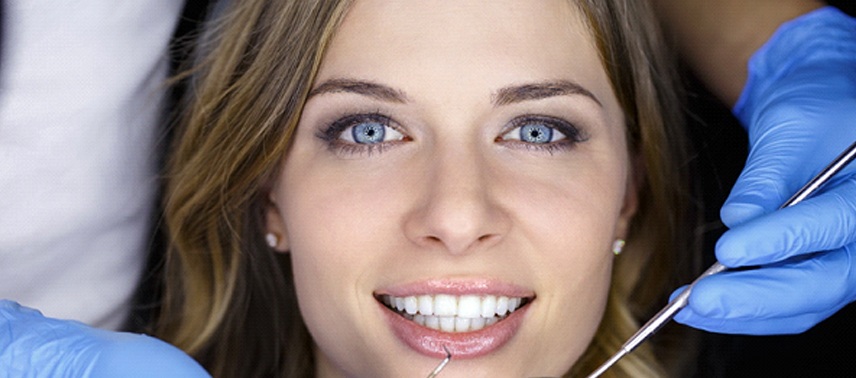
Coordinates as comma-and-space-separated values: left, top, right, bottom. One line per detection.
316, 112, 587, 156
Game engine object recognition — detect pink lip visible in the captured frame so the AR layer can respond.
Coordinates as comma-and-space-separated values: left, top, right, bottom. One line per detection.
376, 278, 534, 297
376, 278, 534, 359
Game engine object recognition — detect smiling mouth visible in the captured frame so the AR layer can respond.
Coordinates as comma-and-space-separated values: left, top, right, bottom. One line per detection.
376, 294, 533, 333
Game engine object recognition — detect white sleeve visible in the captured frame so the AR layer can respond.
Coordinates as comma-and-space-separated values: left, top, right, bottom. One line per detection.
0, 0, 184, 330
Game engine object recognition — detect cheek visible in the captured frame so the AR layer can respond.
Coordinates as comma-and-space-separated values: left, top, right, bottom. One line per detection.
275, 168, 406, 366
278, 176, 373, 304
502, 162, 625, 372
276, 191, 363, 372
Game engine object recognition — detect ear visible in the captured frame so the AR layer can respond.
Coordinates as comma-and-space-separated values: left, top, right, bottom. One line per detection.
615, 154, 643, 240
265, 196, 290, 253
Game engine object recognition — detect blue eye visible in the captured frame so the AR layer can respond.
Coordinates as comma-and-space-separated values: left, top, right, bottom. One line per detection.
519, 123, 554, 144
317, 113, 410, 155
500, 116, 571, 144
343, 120, 404, 144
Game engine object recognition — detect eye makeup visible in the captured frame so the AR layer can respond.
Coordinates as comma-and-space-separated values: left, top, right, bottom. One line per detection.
496, 115, 590, 154
313, 109, 590, 158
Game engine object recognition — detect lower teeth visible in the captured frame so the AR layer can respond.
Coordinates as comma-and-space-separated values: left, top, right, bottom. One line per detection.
403, 313, 504, 333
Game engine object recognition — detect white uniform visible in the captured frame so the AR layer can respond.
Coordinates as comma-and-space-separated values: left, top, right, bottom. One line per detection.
0, 1, 183, 330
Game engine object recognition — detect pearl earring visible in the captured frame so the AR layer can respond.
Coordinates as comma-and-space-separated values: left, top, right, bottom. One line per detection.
612, 239, 625, 256
265, 233, 279, 248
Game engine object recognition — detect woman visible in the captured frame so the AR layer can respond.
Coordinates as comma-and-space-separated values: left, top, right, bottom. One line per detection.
158, 0, 696, 376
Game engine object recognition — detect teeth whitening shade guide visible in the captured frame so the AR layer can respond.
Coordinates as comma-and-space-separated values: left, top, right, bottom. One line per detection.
587, 140, 856, 378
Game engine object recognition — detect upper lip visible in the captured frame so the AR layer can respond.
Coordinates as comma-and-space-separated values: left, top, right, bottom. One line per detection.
373, 277, 535, 297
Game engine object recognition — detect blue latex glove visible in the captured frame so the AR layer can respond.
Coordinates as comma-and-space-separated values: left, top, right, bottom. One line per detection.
674, 6, 856, 335
0, 300, 210, 377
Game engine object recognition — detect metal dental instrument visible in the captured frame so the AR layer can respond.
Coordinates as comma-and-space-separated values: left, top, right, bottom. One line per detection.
426, 345, 452, 378
587, 140, 856, 378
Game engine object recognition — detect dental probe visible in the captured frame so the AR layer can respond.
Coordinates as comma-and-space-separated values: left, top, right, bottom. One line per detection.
426, 345, 452, 378
587, 140, 856, 378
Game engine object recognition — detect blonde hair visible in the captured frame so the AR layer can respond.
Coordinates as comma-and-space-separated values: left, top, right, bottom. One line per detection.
158, 0, 697, 376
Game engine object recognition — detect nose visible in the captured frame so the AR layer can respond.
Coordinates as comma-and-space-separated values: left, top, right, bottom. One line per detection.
403, 143, 509, 255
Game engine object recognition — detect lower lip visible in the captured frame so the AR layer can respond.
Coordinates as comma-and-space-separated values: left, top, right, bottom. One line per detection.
380, 300, 530, 359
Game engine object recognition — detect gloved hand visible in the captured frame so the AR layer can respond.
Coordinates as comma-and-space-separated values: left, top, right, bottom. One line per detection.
674, 6, 856, 335
0, 300, 210, 377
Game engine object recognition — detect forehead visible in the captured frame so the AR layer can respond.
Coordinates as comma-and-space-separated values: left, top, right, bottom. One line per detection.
316, 0, 616, 110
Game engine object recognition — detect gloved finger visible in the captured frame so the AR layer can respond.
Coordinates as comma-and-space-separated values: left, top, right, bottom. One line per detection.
674, 305, 831, 335
672, 280, 837, 335
720, 123, 856, 229
673, 245, 855, 335
0, 300, 97, 377
716, 177, 856, 267
0, 300, 55, 320
719, 124, 813, 227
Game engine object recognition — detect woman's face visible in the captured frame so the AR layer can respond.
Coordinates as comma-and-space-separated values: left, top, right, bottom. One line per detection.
267, 1, 636, 376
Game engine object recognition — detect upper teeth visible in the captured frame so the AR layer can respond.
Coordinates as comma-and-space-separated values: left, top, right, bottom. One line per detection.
379, 294, 527, 332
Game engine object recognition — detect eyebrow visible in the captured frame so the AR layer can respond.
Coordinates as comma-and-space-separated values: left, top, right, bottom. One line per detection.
308, 78, 602, 107
492, 80, 602, 107
308, 78, 409, 103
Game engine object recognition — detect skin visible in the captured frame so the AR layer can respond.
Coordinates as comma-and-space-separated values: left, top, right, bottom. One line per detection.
649, 0, 824, 105
266, 1, 638, 376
